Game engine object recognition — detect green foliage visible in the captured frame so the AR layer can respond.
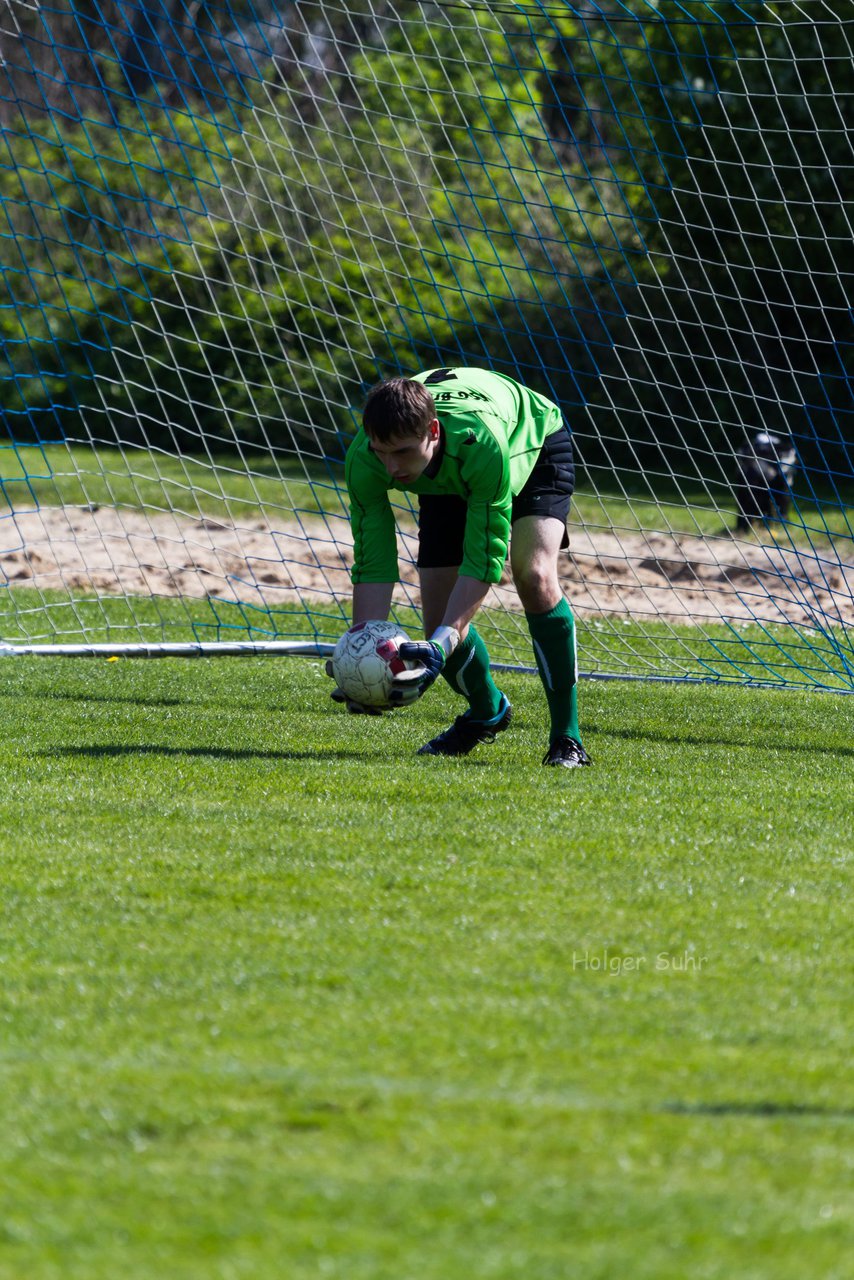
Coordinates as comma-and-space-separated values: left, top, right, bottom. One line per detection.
0, 2, 849, 484
536, 3, 853, 475
0, 9, 603, 458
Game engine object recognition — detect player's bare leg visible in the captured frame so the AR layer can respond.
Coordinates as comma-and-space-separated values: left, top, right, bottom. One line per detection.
511, 515, 590, 768
510, 514, 564, 611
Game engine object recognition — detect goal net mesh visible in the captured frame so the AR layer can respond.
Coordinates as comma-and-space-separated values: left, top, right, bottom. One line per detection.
0, 0, 851, 688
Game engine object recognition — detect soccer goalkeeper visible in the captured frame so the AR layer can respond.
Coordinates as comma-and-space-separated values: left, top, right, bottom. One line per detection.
333, 367, 590, 769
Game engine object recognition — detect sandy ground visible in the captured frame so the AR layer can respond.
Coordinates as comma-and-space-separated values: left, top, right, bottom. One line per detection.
1, 504, 852, 630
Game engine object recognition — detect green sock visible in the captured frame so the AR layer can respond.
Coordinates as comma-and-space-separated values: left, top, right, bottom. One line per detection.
525, 598, 581, 743
441, 625, 503, 720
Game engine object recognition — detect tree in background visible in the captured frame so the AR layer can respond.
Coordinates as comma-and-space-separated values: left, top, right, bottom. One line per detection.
0, 2, 609, 456
528, 1, 852, 484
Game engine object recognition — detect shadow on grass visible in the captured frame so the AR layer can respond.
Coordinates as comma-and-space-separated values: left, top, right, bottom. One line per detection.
8, 690, 189, 709
3, 688, 299, 713
661, 1101, 854, 1120
39, 742, 500, 767
40, 743, 387, 763
589, 724, 854, 759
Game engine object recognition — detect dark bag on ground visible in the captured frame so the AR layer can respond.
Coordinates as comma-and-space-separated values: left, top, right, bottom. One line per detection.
734, 431, 798, 531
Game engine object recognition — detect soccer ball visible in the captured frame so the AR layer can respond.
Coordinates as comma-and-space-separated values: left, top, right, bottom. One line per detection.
331, 620, 414, 709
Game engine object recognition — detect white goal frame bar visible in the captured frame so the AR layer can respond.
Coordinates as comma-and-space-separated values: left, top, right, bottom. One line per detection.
2, 642, 849, 694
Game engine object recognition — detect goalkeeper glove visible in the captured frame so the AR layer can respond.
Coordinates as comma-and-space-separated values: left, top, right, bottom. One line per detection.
389, 626, 460, 704
324, 659, 384, 716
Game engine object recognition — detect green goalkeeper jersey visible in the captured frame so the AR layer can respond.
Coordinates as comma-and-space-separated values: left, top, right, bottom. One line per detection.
346, 367, 564, 585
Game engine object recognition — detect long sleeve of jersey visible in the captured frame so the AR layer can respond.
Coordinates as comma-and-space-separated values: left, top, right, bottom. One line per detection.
345, 441, 400, 583
451, 419, 512, 582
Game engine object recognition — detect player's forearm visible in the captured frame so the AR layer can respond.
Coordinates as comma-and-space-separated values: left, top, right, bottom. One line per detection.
352, 581, 395, 624
440, 575, 491, 638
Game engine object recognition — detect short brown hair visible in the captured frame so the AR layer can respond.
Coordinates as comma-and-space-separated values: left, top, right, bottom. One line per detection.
362, 377, 436, 443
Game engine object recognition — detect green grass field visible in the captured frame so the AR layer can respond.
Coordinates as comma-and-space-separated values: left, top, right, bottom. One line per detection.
1, 656, 851, 1279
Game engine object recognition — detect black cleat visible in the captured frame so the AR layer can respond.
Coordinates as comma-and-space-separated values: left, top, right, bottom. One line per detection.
417, 695, 512, 757
542, 736, 591, 769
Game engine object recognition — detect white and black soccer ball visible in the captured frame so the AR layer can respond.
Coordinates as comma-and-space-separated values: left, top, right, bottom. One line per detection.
331, 620, 413, 709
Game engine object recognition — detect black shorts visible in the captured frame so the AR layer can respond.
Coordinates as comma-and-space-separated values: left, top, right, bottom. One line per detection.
417, 425, 575, 570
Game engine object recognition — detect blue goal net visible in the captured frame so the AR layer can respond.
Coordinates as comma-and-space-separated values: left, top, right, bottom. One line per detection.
0, 0, 851, 688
